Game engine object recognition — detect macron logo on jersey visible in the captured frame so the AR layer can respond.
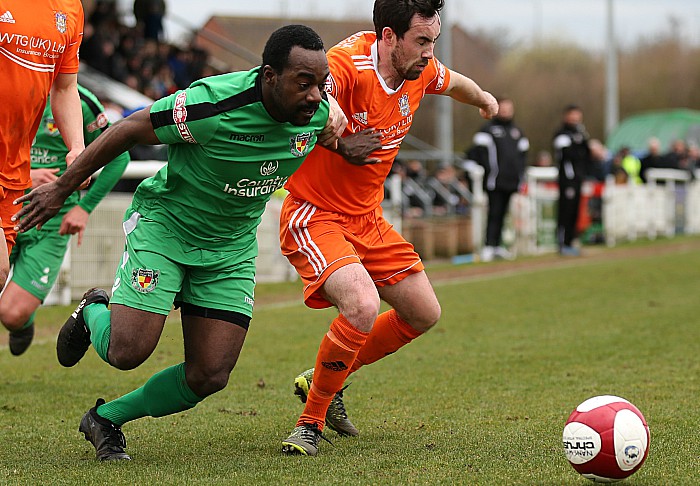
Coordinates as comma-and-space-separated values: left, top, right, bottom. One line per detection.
0, 11, 15, 23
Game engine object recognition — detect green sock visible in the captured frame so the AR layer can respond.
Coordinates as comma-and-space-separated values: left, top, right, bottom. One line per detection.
19, 312, 36, 330
83, 303, 111, 363
96, 363, 203, 426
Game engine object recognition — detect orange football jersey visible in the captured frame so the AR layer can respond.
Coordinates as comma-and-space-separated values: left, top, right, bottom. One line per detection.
285, 31, 451, 215
0, 0, 83, 190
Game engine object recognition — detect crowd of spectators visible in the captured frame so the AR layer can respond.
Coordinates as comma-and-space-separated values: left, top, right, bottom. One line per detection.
385, 159, 471, 218
384, 135, 700, 221
588, 137, 700, 185
82, 0, 215, 102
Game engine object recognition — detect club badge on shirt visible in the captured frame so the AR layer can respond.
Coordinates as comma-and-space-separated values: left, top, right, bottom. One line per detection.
290, 132, 312, 157
398, 93, 410, 117
55, 11, 67, 33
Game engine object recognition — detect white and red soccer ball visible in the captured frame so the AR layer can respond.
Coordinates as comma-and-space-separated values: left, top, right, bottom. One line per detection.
563, 395, 650, 482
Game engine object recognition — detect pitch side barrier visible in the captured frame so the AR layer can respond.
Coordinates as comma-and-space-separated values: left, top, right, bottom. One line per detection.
44, 163, 700, 305
512, 166, 699, 255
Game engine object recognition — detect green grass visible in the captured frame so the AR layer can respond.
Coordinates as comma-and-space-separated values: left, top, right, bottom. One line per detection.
1, 240, 699, 485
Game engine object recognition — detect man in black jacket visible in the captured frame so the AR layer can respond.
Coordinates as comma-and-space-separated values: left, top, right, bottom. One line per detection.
466, 98, 529, 261
552, 105, 592, 256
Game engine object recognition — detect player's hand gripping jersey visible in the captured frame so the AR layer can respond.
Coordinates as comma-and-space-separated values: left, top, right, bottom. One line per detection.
0, 0, 83, 190
285, 31, 451, 215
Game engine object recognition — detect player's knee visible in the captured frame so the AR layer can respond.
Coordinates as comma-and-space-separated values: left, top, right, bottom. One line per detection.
342, 296, 381, 333
186, 367, 231, 397
108, 348, 149, 370
409, 300, 441, 333
0, 301, 31, 331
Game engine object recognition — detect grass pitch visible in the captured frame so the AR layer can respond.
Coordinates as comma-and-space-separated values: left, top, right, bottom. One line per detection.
1, 238, 699, 485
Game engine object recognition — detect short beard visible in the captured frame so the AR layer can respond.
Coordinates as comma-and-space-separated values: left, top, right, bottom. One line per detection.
391, 49, 421, 81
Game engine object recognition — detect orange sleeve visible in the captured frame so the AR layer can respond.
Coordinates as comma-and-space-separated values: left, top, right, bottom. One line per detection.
57, 2, 84, 74
425, 56, 451, 95
325, 48, 356, 102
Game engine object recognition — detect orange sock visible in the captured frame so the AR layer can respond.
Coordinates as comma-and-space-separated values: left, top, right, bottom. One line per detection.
298, 314, 368, 429
348, 309, 422, 374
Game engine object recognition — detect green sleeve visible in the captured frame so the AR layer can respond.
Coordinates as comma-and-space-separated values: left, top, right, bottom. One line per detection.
79, 85, 111, 146
78, 150, 131, 213
150, 86, 218, 146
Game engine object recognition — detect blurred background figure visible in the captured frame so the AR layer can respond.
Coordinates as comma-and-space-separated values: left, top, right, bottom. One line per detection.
133, 0, 167, 41
533, 150, 553, 167
639, 137, 665, 183
588, 139, 610, 181
619, 146, 642, 184
466, 98, 528, 261
552, 105, 592, 257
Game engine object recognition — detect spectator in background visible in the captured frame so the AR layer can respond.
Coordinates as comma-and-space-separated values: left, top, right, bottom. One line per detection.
639, 137, 666, 183
608, 149, 629, 185
533, 150, 553, 167
619, 146, 642, 184
552, 104, 592, 256
664, 139, 687, 170
395, 159, 430, 218
466, 97, 528, 261
686, 144, 700, 177
588, 139, 610, 181
133, 0, 167, 41
405, 158, 428, 184
429, 164, 470, 216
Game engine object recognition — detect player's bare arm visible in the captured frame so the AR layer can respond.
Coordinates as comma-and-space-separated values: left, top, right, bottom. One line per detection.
316, 94, 347, 148
442, 70, 498, 119
50, 73, 86, 166
13, 108, 158, 232
336, 129, 383, 165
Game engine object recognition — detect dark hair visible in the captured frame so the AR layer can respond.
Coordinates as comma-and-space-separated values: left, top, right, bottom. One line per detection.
563, 104, 582, 114
373, 0, 445, 40
262, 24, 325, 73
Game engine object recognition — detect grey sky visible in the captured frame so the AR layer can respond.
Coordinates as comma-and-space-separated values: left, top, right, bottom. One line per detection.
116, 0, 700, 50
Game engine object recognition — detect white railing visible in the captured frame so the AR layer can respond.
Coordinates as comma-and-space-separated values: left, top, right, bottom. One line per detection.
44, 162, 700, 305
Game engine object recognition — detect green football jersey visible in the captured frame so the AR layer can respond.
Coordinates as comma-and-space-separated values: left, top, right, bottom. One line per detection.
29, 84, 130, 226
143, 67, 330, 250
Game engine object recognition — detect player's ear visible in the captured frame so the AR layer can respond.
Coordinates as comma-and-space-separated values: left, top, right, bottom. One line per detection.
261, 65, 278, 86
382, 27, 395, 46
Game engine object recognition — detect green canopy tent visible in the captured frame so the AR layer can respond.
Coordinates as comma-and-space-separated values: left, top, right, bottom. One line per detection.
606, 109, 700, 154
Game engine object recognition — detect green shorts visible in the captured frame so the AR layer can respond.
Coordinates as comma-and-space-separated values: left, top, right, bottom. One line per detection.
111, 210, 257, 318
10, 225, 70, 302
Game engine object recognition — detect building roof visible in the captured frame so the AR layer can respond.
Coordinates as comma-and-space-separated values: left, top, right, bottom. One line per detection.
195, 16, 373, 71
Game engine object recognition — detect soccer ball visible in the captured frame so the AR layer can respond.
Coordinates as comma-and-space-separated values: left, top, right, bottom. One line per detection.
562, 395, 650, 483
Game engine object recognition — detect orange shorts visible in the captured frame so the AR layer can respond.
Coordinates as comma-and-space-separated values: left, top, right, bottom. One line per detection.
280, 195, 424, 309
0, 186, 24, 256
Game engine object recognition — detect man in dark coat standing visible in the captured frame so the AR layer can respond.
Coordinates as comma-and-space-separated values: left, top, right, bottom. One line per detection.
552, 104, 592, 256
466, 98, 529, 261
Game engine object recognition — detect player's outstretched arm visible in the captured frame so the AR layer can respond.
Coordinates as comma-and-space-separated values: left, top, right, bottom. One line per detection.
12, 107, 159, 232
442, 71, 499, 119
